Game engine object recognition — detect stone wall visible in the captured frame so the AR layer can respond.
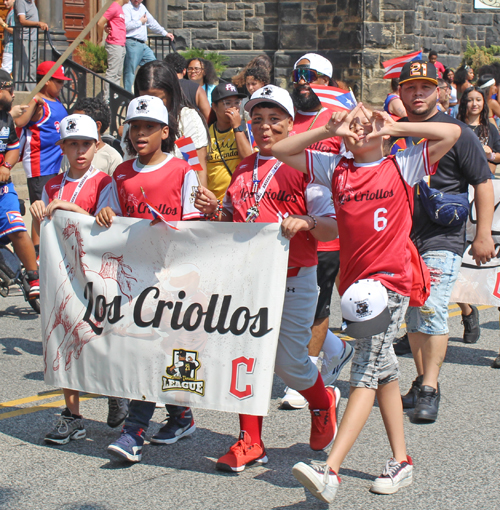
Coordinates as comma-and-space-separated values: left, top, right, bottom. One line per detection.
167, 0, 500, 104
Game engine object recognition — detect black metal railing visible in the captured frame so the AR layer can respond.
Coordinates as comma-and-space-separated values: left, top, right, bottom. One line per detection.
11, 28, 174, 138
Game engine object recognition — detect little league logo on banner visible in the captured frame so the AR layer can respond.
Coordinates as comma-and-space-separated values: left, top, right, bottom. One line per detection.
40, 212, 289, 416
451, 180, 500, 306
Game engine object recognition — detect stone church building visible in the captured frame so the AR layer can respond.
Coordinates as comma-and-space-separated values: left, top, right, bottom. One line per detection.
5, 0, 500, 103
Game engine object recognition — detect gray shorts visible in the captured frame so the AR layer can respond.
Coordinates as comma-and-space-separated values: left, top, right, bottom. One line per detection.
350, 289, 409, 390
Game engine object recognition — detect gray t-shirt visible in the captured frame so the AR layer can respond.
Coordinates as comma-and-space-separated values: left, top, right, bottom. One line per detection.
14, 0, 38, 40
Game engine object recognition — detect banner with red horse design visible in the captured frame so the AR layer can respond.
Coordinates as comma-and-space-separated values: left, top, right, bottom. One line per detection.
40, 212, 288, 415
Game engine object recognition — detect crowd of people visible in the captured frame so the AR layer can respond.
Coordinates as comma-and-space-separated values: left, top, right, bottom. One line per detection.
0, 22, 498, 503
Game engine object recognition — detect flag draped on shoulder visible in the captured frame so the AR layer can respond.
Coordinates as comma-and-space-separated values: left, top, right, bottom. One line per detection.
175, 136, 203, 172
310, 85, 357, 111
383, 50, 423, 79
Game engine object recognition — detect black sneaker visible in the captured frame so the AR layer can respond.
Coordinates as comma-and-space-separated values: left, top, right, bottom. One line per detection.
394, 334, 412, 355
413, 384, 440, 422
44, 408, 86, 445
462, 306, 480, 344
401, 375, 423, 409
492, 355, 500, 369
107, 397, 129, 428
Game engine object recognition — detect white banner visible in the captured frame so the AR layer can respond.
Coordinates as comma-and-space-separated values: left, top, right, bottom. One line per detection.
40, 212, 289, 416
451, 180, 500, 306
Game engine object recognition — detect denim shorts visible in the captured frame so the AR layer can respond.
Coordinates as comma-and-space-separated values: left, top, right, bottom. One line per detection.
350, 290, 409, 390
406, 250, 462, 336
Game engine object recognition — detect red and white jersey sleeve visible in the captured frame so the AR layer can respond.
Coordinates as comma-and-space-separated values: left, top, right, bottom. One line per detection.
305, 149, 342, 189
108, 155, 201, 220
42, 169, 112, 216
394, 140, 437, 185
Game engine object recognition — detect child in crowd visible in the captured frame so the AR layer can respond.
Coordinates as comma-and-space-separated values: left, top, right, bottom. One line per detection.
62, 98, 123, 176
0, 0, 15, 74
30, 114, 113, 443
207, 83, 253, 202
96, 95, 201, 463
195, 85, 340, 473
271, 103, 461, 503
244, 66, 270, 96
15, 61, 70, 248
0, 69, 39, 299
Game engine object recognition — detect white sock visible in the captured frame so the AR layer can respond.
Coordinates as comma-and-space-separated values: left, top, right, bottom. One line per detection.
309, 355, 319, 365
322, 329, 344, 363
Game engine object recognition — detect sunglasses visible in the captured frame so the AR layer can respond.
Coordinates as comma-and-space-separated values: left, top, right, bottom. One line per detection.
292, 68, 324, 84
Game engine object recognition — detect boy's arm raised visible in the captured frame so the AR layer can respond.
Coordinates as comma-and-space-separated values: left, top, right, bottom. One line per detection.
272, 106, 361, 173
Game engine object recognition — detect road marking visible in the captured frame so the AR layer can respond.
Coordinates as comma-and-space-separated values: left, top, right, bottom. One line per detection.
0, 390, 63, 409
0, 394, 100, 420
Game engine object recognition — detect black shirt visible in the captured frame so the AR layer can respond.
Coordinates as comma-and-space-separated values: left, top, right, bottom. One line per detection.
179, 79, 199, 109
398, 112, 492, 256
467, 122, 500, 153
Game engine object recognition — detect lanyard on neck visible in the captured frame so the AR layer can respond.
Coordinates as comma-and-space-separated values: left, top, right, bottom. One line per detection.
57, 166, 94, 203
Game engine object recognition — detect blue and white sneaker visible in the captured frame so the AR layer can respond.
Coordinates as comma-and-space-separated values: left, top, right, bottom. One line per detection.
322, 340, 354, 386
108, 426, 145, 462
150, 408, 196, 444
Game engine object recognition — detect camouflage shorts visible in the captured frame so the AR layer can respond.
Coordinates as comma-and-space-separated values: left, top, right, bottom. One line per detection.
350, 290, 409, 390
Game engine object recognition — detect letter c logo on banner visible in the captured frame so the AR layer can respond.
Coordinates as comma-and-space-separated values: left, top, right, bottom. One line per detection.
230, 356, 256, 400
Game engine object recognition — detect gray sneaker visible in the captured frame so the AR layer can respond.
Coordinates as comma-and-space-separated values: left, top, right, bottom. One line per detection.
44, 408, 86, 445
322, 340, 354, 386
292, 461, 340, 504
462, 305, 480, 343
107, 397, 129, 428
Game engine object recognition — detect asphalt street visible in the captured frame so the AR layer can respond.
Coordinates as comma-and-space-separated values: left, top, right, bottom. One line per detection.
1, 287, 499, 510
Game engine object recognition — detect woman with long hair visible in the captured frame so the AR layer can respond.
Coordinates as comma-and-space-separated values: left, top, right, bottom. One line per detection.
134, 60, 209, 186
477, 74, 500, 126
457, 85, 500, 172
185, 58, 218, 105
443, 68, 457, 107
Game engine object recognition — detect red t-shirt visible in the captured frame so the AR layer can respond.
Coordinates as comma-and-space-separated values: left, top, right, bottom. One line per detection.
306, 142, 437, 296
42, 169, 112, 215
104, 2, 126, 46
108, 155, 201, 221
223, 153, 335, 268
290, 107, 343, 252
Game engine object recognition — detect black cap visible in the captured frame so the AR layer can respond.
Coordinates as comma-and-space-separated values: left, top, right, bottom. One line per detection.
211, 82, 247, 103
0, 70, 13, 89
178, 349, 187, 357
399, 61, 438, 86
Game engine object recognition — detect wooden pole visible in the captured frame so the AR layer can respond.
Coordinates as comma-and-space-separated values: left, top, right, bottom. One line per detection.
28, 0, 114, 100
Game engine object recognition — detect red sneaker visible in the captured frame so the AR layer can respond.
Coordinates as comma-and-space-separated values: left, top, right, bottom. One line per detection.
310, 386, 341, 451
27, 271, 40, 300
216, 431, 268, 472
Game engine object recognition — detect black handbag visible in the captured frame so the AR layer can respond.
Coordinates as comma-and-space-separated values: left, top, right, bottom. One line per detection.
418, 179, 470, 227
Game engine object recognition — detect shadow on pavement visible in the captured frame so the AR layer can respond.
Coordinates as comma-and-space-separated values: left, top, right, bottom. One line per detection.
24, 371, 44, 380
445, 343, 497, 366
0, 304, 39, 320
0, 336, 42, 356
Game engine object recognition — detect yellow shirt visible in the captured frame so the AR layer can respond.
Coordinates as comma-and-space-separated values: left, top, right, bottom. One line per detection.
207, 123, 244, 202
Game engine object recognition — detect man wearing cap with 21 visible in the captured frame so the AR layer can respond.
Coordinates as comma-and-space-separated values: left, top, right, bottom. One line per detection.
15, 61, 71, 249
195, 85, 341, 474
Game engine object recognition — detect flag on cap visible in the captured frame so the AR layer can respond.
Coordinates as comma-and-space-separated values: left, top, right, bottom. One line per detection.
140, 187, 179, 231
175, 136, 203, 172
383, 50, 423, 79
310, 85, 357, 111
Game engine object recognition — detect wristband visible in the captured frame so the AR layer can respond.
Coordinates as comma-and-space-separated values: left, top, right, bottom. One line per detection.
233, 126, 244, 133
3, 161, 12, 171
307, 214, 317, 230
204, 199, 222, 221
488, 152, 497, 162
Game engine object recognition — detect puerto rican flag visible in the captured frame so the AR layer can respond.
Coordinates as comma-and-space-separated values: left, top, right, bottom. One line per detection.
175, 136, 203, 172
246, 120, 257, 148
310, 85, 357, 112
7, 211, 23, 224
140, 187, 179, 230
383, 50, 423, 79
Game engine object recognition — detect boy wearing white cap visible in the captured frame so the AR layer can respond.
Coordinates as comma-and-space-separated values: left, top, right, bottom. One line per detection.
96, 95, 201, 463
195, 85, 340, 473
30, 114, 113, 445
273, 103, 461, 503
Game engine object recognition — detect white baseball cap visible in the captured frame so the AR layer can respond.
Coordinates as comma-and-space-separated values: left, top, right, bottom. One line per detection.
340, 279, 391, 339
56, 114, 98, 145
125, 95, 169, 125
244, 85, 295, 119
294, 53, 333, 79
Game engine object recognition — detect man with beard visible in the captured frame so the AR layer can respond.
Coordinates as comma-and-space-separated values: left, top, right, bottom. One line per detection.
280, 54, 354, 410
397, 61, 495, 422
0, 70, 39, 299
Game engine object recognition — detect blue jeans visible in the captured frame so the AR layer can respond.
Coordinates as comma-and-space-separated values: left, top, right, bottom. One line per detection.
125, 401, 189, 430
123, 39, 156, 92
406, 250, 462, 336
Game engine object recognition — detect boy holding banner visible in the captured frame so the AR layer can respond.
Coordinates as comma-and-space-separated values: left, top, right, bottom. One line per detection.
96, 95, 201, 463
195, 85, 340, 473
30, 114, 114, 443
272, 103, 461, 503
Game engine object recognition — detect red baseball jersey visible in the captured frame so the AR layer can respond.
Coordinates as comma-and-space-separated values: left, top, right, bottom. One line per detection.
108, 155, 201, 220
42, 169, 112, 215
223, 153, 335, 268
306, 142, 436, 296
